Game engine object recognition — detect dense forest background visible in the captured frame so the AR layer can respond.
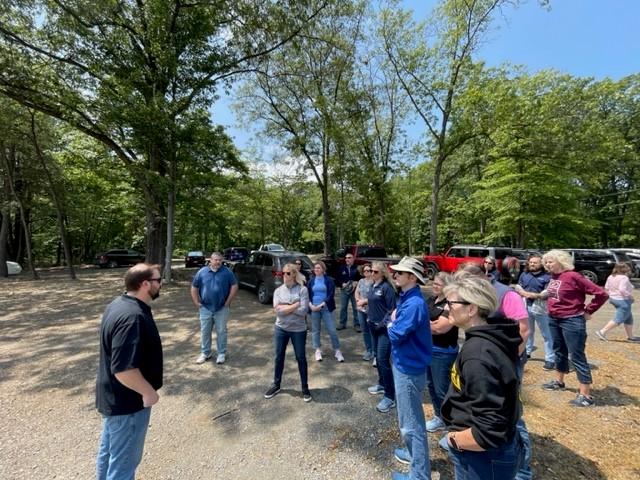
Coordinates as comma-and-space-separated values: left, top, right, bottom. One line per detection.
1, 0, 638, 279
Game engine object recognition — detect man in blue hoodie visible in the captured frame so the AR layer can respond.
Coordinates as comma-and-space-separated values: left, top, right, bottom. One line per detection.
388, 257, 433, 480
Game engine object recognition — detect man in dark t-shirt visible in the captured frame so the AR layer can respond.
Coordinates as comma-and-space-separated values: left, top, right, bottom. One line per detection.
96, 263, 163, 480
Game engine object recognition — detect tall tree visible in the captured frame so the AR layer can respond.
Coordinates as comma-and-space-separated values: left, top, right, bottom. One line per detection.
0, 0, 329, 264
381, 0, 518, 253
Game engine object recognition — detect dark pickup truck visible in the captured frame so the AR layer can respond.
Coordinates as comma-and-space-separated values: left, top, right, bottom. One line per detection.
321, 244, 397, 278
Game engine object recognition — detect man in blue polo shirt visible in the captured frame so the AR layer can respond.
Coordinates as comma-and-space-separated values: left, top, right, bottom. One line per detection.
191, 252, 238, 365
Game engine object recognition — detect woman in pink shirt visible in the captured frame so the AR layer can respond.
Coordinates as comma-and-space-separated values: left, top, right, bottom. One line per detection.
540, 250, 608, 407
596, 263, 638, 342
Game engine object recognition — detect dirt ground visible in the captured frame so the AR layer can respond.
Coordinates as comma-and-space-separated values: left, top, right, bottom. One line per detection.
0, 266, 639, 479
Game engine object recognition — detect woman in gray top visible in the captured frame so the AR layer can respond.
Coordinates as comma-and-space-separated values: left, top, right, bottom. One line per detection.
264, 263, 312, 402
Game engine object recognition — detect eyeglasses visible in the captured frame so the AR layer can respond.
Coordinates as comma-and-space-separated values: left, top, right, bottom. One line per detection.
445, 300, 470, 308
283, 271, 293, 276
295, 262, 302, 265
371, 270, 380, 274
433, 282, 444, 287
148, 278, 162, 283
392, 271, 407, 277
364, 269, 371, 273
484, 261, 494, 265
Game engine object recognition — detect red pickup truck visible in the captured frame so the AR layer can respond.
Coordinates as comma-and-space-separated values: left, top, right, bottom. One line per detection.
423, 245, 520, 282
322, 244, 397, 278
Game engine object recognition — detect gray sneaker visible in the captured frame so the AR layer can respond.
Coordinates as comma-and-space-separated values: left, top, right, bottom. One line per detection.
367, 384, 385, 395
376, 396, 396, 413
426, 416, 446, 432
195, 353, 212, 364
595, 330, 607, 341
216, 353, 226, 364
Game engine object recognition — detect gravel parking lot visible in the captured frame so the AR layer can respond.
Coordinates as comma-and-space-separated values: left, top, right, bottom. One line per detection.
1, 267, 639, 479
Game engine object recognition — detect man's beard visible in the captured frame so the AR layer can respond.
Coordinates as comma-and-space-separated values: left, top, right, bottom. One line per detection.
151, 289, 161, 300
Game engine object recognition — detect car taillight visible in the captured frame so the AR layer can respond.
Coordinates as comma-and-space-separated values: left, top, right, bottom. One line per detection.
273, 270, 284, 278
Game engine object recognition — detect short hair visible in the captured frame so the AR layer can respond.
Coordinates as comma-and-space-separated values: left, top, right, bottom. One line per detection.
458, 264, 485, 277
124, 263, 162, 291
542, 250, 574, 271
283, 263, 305, 286
434, 271, 452, 285
358, 263, 371, 275
314, 260, 327, 273
210, 251, 222, 259
443, 275, 498, 319
611, 262, 631, 275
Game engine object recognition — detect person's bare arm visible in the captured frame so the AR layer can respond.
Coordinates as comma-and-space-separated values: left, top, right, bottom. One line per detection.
190, 286, 201, 307
431, 315, 454, 335
225, 284, 239, 307
114, 368, 159, 407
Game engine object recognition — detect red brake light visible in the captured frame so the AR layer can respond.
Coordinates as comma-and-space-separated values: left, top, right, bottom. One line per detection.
273, 270, 283, 278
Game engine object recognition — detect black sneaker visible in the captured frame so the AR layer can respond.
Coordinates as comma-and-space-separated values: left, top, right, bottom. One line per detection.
569, 394, 595, 407
302, 389, 312, 402
542, 361, 555, 371
542, 380, 565, 391
336, 325, 346, 330
264, 384, 281, 399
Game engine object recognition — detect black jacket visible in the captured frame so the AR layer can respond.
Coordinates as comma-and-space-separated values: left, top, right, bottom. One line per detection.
441, 322, 521, 450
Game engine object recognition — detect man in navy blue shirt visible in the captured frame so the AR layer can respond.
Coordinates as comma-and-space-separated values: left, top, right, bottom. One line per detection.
337, 253, 360, 331
191, 252, 238, 365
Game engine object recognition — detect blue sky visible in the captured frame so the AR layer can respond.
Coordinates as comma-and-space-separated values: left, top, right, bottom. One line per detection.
213, 0, 640, 152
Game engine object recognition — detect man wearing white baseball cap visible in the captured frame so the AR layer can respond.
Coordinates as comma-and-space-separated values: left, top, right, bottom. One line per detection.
387, 257, 433, 480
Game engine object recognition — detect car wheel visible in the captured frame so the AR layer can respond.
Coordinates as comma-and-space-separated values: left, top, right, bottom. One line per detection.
257, 283, 270, 304
579, 269, 598, 284
108, 260, 118, 268
425, 263, 439, 280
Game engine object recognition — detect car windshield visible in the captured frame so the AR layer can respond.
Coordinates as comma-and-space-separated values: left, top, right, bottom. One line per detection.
282, 255, 312, 268
188, 251, 204, 256
266, 244, 285, 251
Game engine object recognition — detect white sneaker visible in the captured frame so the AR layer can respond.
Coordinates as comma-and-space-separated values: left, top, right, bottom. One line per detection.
372, 357, 377, 367
335, 350, 345, 362
315, 349, 323, 362
195, 353, 212, 364
216, 353, 226, 364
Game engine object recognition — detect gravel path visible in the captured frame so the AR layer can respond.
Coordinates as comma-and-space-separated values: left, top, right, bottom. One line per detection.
1, 268, 639, 479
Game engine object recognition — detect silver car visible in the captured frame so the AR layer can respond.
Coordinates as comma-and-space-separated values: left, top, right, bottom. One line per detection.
233, 251, 313, 304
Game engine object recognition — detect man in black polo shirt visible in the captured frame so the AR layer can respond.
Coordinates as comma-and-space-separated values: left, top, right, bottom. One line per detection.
96, 263, 163, 480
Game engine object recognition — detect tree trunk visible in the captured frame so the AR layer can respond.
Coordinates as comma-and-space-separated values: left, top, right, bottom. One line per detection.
164, 180, 175, 283
429, 155, 445, 255
2, 145, 38, 279
321, 140, 332, 255
0, 205, 9, 277
30, 113, 76, 279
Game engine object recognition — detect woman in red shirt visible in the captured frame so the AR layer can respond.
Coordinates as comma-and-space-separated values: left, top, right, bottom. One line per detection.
541, 250, 608, 407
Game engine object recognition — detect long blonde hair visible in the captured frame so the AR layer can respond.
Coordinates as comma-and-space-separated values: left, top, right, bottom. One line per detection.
284, 263, 305, 286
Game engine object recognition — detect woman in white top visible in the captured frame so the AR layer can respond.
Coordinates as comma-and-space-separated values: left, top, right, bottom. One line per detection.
596, 263, 638, 342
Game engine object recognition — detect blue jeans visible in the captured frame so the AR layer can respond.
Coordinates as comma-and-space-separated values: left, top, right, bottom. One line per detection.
514, 353, 532, 480
426, 349, 457, 418
448, 433, 523, 480
374, 331, 394, 400
310, 307, 340, 350
273, 326, 308, 389
525, 307, 555, 362
392, 365, 431, 480
610, 298, 634, 325
339, 288, 358, 328
548, 315, 592, 384
358, 310, 374, 355
96, 407, 151, 480
199, 305, 230, 356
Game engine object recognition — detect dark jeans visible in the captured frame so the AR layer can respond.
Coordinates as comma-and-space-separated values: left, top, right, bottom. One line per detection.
339, 288, 358, 328
426, 349, 457, 418
373, 331, 394, 400
358, 310, 374, 355
448, 433, 523, 480
273, 326, 308, 390
548, 315, 592, 384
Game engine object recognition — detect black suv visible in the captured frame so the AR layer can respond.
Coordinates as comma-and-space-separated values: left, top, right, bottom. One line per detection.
562, 249, 634, 284
232, 250, 313, 304
95, 249, 145, 268
223, 247, 250, 262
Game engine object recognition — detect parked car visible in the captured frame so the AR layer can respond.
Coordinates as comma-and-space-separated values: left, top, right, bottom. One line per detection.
232, 250, 313, 304
223, 247, 250, 262
423, 245, 518, 282
321, 244, 397, 278
185, 250, 206, 268
95, 249, 145, 268
6, 261, 22, 275
562, 249, 635, 284
610, 249, 640, 277
258, 243, 286, 252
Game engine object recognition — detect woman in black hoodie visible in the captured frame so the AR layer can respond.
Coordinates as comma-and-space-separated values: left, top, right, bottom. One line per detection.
440, 275, 523, 480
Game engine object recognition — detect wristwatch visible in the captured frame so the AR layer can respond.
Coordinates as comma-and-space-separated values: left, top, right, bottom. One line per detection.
449, 433, 463, 452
